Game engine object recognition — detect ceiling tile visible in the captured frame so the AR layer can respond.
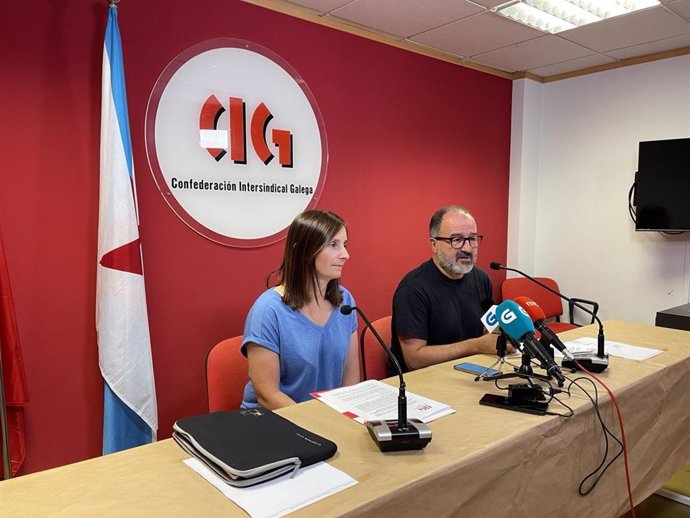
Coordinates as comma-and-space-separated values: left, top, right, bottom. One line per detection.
472, 35, 595, 72
271, 0, 690, 77
467, 0, 512, 8
327, 0, 483, 38
558, 6, 690, 52
667, 0, 690, 20
411, 12, 542, 58
528, 53, 616, 77
285, 0, 354, 13
605, 32, 690, 59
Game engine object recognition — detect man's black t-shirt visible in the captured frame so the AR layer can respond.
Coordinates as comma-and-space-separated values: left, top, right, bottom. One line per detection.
390, 260, 493, 373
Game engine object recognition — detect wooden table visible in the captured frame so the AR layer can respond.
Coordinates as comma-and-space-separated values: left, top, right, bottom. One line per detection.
2, 320, 689, 517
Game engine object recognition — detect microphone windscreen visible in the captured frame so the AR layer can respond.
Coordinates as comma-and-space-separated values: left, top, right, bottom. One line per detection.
495, 300, 535, 341
489, 262, 502, 270
340, 305, 354, 315
514, 296, 546, 322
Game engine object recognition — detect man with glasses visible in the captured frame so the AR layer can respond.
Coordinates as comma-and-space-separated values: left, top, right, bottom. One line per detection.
390, 205, 499, 372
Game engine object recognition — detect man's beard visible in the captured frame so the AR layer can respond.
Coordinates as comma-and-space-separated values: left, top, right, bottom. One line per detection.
437, 250, 475, 278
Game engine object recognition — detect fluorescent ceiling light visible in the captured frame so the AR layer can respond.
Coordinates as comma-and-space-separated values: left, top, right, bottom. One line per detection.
494, 0, 660, 34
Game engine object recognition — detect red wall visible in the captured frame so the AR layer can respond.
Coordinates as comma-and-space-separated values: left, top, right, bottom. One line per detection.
0, 0, 511, 474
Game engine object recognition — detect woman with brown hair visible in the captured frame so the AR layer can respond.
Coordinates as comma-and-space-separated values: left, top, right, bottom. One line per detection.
240, 210, 360, 409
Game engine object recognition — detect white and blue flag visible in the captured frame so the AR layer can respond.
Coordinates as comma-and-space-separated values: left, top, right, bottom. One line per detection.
97, 3, 157, 454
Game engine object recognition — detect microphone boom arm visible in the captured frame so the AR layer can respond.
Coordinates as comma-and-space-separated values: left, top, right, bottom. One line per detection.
492, 263, 606, 360
343, 305, 407, 429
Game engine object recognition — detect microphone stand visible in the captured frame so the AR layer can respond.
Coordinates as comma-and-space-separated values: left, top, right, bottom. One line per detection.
491, 263, 608, 373
482, 340, 553, 384
475, 333, 509, 381
341, 305, 431, 452
478, 333, 533, 380
518, 349, 534, 376
477, 334, 550, 415
354, 308, 407, 431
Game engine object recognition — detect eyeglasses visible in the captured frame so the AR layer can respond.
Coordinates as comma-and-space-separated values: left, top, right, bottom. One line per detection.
433, 235, 484, 249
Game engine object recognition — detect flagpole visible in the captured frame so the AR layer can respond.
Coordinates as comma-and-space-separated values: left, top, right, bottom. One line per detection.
0, 334, 10, 479
99, 0, 158, 454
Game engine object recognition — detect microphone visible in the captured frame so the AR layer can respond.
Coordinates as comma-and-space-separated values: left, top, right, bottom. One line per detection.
490, 262, 608, 373
479, 298, 518, 359
479, 298, 499, 334
514, 296, 577, 362
340, 304, 432, 452
495, 300, 566, 386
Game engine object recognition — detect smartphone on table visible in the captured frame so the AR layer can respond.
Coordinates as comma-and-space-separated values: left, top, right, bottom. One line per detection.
453, 362, 502, 377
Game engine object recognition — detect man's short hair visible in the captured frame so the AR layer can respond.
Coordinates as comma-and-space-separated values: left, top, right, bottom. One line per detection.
429, 205, 473, 237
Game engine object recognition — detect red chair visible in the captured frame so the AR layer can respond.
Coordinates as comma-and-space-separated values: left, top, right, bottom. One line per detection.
206, 336, 248, 412
359, 316, 392, 381
500, 277, 599, 333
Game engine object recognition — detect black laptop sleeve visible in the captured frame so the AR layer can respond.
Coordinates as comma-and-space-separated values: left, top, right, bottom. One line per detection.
173, 408, 337, 487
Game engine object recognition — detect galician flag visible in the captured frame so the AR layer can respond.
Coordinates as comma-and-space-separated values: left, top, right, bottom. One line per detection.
97, 3, 157, 454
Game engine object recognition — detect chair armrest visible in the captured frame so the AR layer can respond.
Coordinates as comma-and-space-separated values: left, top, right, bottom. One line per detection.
568, 297, 599, 325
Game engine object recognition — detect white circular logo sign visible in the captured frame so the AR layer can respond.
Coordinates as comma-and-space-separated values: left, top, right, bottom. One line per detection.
145, 39, 327, 247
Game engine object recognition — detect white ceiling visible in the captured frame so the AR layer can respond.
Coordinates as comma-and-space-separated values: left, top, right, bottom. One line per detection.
266, 0, 690, 79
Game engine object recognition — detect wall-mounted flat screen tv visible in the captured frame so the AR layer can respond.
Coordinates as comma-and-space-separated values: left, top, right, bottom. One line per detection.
635, 137, 690, 231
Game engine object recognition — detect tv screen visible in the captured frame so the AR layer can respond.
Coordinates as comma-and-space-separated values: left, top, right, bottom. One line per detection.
635, 138, 690, 231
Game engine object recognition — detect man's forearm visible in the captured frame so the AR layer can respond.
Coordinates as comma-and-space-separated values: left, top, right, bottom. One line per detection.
401, 333, 498, 370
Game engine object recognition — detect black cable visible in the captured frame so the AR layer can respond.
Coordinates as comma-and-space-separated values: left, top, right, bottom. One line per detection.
545, 394, 574, 417
487, 353, 578, 417
540, 378, 556, 405
492, 372, 576, 416
628, 182, 636, 225
566, 376, 624, 495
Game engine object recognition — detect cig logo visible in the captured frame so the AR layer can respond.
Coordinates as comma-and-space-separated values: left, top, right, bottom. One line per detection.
145, 39, 326, 247
200, 95, 293, 167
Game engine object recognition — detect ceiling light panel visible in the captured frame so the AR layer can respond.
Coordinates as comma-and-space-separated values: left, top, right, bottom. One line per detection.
494, 0, 659, 33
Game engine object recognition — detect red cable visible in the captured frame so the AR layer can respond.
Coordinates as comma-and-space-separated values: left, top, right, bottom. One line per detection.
576, 362, 636, 518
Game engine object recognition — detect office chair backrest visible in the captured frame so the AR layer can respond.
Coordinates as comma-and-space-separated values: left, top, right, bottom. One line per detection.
501, 276, 599, 333
359, 315, 392, 381
206, 336, 248, 412
501, 277, 566, 321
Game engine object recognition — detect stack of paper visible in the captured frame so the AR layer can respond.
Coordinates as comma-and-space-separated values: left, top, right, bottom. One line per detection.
185, 458, 357, 518
559, 337, 663, 361
312, 379, 454, 424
